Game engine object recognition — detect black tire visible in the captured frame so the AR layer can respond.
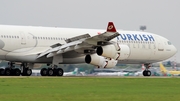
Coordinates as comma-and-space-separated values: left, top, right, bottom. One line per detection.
143, 70, 147, 76
0, 68, 5, 76
47, 68, 54, 76
21, 68, 27, 76
143, 70, 151, 76
26, 69, 32, 76
56, 68, 64, 76
40, 68, 47, 76
14, 68, 21, 76
147, 70, 151, 76
4, 68, 11, 76
21, 68, 32, 76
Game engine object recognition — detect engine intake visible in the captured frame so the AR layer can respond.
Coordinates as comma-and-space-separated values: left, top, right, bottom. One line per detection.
96, 44, 130, 60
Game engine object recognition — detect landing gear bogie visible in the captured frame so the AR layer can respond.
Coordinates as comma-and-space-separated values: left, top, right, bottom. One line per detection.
40, 67, 64, 76
0, 68, 21, 76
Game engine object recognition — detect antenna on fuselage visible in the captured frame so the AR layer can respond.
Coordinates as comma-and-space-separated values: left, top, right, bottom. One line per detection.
140, 25, 146, 31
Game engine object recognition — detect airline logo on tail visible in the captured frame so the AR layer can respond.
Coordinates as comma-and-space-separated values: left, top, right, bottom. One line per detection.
106, 22, 116, 32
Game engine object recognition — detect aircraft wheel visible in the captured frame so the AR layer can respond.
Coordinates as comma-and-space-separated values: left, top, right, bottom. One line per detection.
5, 68, 11, 76
56, 68, 64, 76
40, 68, 47, 76
0, 68, 4, 76
143, 70, 146, 76
143, 70, 151, 76
147, 70, 151, 76
48, 68, 54, 76
26, 69, 32, 76
22, 68, 32, 76
14, 68, 21, 76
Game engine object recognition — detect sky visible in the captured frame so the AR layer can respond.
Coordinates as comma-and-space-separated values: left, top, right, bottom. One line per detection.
0, 0, 180, 62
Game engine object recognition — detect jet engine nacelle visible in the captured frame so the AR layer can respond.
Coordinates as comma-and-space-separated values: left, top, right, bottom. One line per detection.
85, 54, 117, 68
96, 44, 130, 60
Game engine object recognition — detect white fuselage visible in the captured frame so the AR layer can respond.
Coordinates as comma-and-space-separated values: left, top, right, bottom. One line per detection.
0, 25, 177, 64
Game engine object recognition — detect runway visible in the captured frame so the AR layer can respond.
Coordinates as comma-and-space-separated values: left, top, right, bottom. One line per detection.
0, 76, 179, 78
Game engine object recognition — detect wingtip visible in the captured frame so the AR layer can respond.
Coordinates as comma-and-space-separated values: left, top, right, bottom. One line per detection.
107, 22, 117, 32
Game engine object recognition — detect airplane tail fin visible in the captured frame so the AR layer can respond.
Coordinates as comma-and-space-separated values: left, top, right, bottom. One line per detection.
159, 63, 167, 73
73, 68, 78, 75
106, 22, 117, 32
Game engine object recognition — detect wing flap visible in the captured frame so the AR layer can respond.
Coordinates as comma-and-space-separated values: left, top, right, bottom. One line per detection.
65, 33, 91, 43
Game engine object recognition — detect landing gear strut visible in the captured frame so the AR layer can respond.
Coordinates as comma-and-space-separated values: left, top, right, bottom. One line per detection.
21, 63, 32, 76
40, 65, 64, 76
143, 63, 151, 76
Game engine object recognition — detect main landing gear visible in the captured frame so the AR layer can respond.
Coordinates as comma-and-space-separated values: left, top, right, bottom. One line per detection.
40, 65, 64, 76
0, 62, 64, 76
0, 62, 32, 76
20, 63, 32, 76
143, 63, 151, 76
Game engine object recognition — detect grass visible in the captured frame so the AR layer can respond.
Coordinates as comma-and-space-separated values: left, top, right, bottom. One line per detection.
0, 77, 180, 101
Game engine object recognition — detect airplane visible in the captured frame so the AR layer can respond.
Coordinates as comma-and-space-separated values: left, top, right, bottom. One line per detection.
0, 22, 177, 76
63, 68, 78, 76
159, 63, 180, 76
93, 68, 130, 76
95, 71, 130, 76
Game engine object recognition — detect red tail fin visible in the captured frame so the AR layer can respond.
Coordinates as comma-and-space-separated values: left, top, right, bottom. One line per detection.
106, 22, 116, 32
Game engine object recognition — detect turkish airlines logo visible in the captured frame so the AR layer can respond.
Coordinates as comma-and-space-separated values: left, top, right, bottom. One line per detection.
108, 25, 113, 30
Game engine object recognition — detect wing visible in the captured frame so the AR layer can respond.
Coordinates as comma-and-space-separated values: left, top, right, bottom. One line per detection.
37, 22, 119, 59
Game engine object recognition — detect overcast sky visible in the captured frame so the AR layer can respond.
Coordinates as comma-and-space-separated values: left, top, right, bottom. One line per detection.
0, 0, 179, 62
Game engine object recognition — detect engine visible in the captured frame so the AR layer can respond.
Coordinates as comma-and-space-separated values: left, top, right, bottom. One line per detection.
96, 44, 130, 60
85, 54, 117, 68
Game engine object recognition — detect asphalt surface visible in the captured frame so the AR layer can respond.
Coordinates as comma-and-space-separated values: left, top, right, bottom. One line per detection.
0, 76, 179, 78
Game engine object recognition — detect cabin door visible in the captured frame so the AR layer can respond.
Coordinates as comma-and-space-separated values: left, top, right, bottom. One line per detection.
20, 32, 26, 45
